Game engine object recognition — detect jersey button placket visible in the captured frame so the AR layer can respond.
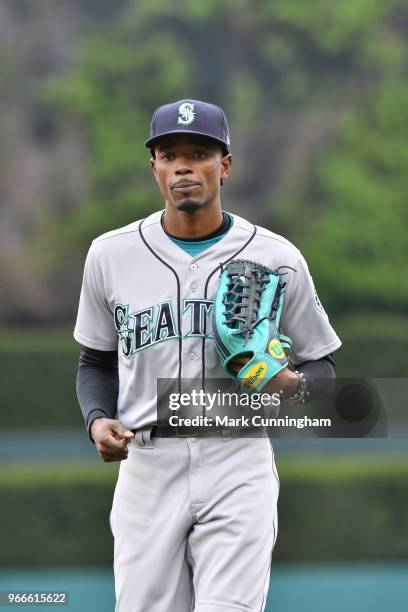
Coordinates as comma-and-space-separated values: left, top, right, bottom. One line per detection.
182, 263, 202, 380
188, 437, 204, 513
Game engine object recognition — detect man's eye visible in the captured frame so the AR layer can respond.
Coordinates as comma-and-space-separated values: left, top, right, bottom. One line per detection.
193, 151, 207, 159
162, 152, 175, 160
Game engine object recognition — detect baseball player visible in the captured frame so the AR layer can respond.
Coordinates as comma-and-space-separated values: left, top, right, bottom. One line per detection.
74, 99, 341, 612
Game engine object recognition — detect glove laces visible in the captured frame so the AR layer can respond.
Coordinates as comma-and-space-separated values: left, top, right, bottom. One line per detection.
222, 260, 283, 343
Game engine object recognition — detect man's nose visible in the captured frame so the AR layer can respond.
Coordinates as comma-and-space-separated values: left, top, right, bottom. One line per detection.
175, 160, 193, 175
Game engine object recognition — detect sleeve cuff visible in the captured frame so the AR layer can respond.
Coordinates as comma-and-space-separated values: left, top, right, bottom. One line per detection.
86, 409, 110, 444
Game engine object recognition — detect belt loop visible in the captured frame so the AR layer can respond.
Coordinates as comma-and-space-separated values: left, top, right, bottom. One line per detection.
221, 428, 234, 441
134, 426, 154, 449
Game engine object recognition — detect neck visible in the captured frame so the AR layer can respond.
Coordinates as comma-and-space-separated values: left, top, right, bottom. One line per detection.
162, 202, 223, 239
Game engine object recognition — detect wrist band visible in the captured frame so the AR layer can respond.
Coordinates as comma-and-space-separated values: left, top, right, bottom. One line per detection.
288, 370, 309, 403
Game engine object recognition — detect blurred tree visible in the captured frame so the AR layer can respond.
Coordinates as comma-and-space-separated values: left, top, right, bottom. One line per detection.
298, 80, 408, 312
5, 0, 408, 321
45, 28, 193, 244
45, 0, 406, 230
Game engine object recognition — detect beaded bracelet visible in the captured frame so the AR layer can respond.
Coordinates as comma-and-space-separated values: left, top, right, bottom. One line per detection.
287, 371, 309, 403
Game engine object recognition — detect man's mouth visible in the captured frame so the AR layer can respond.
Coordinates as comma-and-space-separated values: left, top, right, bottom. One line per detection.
172, 181, 201, 191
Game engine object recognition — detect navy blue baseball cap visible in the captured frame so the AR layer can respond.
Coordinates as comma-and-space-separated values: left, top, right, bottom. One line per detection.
145, 99, 231, 154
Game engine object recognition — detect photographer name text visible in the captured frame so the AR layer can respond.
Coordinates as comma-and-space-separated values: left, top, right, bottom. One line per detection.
168, 415, 332, 429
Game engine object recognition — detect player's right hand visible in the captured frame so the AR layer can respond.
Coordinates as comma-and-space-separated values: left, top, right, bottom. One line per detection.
90, 418, 134, 462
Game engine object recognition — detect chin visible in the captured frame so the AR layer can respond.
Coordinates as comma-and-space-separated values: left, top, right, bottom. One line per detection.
176, 199, 205, 212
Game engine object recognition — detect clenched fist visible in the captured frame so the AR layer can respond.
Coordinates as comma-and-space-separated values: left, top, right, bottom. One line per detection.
91, 418, 134, 462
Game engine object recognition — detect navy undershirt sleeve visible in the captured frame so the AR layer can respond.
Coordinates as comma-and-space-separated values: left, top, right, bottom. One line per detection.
76, 345, 119, 442
295, 353, 336, 399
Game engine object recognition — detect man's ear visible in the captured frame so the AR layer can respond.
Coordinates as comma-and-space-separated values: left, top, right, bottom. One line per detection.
220, 153, 232, 184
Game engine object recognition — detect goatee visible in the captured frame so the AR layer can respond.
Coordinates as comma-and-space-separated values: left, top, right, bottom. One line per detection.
176, 200, 204, 212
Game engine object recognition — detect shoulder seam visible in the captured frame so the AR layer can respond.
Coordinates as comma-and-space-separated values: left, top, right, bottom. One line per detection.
93, 226, 141, 245
255, 229, 300, 251
92, 212, 163, 245
229, 213, 297, 249
234, 224, 255, 235
228, 217, 255, 236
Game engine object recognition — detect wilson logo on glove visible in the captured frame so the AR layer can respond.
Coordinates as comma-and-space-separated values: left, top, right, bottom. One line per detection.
268, 339, 286, 360
241, 362, 267, 392
212, 259, 293, 393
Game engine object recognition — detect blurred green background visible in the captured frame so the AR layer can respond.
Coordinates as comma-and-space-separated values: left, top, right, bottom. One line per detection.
0, 0, 407, 610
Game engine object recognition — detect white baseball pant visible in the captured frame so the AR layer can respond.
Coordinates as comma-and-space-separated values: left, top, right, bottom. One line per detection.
110, 429, 279, 612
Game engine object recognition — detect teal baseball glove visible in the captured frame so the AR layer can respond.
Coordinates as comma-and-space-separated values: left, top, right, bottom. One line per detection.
212, 259, 292, 393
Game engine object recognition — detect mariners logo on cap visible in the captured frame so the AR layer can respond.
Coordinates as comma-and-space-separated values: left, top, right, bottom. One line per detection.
178, 102, 195, 126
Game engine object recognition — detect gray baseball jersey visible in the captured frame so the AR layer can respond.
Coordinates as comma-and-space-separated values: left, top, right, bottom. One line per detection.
74, 209, 341, 431
74, 209, 341, 612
